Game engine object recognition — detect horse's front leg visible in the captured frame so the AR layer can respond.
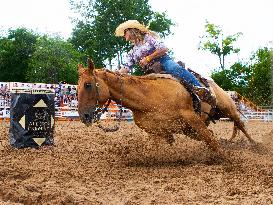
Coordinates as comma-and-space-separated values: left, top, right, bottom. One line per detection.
138, 125, 176, 145
151, 132, 175, 145
164, 134, 175, 145
179, 109, 228, 160
134, 113, 176, 145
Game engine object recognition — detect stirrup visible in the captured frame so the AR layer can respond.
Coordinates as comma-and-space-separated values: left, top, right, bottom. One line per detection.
193, 86, 216, 108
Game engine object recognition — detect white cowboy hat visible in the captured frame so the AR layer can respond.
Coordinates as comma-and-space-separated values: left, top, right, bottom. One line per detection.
115, 20, 149, 37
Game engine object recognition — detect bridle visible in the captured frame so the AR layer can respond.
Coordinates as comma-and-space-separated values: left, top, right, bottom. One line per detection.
91, 74, 111, 122
91, 70, 124, 132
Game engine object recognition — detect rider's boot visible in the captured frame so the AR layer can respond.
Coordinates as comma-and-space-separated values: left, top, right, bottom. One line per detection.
193, 86, 216, 108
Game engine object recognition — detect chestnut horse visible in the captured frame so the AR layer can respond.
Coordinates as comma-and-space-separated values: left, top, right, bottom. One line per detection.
77, 59, 254, 159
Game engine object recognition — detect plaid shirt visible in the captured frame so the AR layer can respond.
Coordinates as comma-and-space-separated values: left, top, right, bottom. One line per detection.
123, 34, 167, 70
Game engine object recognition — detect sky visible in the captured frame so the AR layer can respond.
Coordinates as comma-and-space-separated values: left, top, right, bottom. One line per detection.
1, 0, 273, 77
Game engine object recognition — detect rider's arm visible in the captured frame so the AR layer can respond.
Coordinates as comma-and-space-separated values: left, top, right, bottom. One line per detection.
139, 35, 168, 66
145, 47, 168, 62
118, 67, 130, 74
118, 50, 135, 74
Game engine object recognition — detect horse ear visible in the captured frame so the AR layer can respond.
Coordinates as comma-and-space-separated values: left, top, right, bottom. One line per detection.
87, 58, 95, 73
78, 64, 85, 76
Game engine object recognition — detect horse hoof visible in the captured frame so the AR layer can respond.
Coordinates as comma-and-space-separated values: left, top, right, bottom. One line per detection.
207, 153, 231, 165
166, 137, 175, 145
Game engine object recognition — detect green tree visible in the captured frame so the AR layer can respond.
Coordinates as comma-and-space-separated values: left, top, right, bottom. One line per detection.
27, 35, 85, 84
211, 62, 251, 93
211, 47, 273, 106
199, 21, 242, 71
0, 28, 38, 82
271, 49, 273, 106
69, 0, 174, 71
246, 47, 273, 106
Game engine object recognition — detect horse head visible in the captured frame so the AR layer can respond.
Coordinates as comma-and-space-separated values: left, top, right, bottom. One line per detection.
77, 58, 110, 125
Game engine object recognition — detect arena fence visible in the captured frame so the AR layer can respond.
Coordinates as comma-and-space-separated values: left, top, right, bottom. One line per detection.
0, 81, 133, 122
226, 91, 273, 122
240, 111, 273, 122
1, 82, 272, 122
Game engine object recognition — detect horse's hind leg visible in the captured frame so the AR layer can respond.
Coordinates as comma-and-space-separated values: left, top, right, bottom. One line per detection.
163, 134, 175, 145
232, 119, 255, 143
229, 123, 239, 142
226, 110, 255, 143
221, 106, 255, 143
179, 109, 226, 158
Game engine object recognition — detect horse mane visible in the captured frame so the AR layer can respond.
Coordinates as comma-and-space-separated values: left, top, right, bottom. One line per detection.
142, 73, 178, 81
95, 68, 178, 85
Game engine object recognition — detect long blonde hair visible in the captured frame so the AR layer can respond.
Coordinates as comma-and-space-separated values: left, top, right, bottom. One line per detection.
127, 28, 159, 45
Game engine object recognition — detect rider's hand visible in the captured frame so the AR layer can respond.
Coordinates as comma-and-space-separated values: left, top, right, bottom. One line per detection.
118, 67, 129, 74
139, 57, 150, 67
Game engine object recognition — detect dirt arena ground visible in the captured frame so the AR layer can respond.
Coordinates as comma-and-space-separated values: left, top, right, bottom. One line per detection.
0, 120, 273, 205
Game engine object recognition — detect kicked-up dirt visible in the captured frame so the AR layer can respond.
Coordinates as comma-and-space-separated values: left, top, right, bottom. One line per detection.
0, 120, 273, 205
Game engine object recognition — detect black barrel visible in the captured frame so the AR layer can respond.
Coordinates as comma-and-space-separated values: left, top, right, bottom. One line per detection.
9, 88, 55, 148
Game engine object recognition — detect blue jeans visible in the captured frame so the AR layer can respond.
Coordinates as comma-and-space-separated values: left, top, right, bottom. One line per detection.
160, 55, 202, 87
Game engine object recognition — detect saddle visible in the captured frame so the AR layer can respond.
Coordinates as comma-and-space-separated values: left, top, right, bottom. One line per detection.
144, 60, 210, 88
142, 61, 163, 74
144, 60, 216, 118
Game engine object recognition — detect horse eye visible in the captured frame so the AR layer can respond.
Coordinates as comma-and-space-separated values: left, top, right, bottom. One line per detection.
84, 83, 92, 90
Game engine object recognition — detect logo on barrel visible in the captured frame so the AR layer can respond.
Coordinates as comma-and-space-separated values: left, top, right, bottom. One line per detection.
24, 99, 53, 146
26, 108, 51, 133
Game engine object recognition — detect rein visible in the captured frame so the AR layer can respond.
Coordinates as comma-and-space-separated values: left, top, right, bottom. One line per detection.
93, 71, 124, 132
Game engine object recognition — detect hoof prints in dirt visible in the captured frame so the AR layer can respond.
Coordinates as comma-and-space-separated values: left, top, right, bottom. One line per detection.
219, 138, 271, 155
126, 159, 196, 168
0, 121, 273, 204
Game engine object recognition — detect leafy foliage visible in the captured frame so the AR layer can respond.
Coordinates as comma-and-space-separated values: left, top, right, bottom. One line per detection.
69, 0, 174, 71
27, 36, 85, 84
0, 28, 38, 82
199, 21, 242, 70
246, 48, 273, 106
211, 47, 273, 106
0, 28, 84, 84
